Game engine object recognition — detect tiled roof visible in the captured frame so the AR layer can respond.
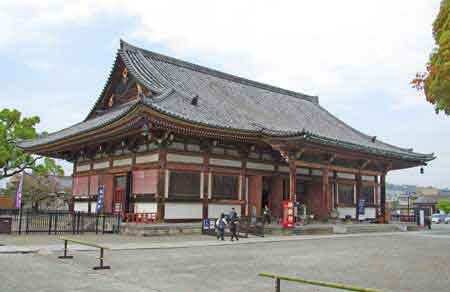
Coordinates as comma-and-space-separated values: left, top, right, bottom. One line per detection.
18, 100, 139, 149
18, 41, 435, 161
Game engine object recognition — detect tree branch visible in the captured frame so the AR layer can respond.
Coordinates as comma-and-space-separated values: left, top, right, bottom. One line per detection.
1, 156, 42, 178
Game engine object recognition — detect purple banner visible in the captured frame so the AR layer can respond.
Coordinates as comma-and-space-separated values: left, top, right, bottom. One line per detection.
15, 174, 23, 209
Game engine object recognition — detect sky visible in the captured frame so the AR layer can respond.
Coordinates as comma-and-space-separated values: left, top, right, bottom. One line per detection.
0, 0, 448, 189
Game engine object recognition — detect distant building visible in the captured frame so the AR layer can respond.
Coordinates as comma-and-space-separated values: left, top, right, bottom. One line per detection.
416, 186, 440, 196
414, 191, 450, 215
0, 196, 14, 209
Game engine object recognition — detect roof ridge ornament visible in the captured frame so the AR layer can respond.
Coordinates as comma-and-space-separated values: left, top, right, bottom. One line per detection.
191, 95, 199, 106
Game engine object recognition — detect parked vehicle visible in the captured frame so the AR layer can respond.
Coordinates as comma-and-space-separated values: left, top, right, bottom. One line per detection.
444, 215, 450, 224
431, 213, 446, 224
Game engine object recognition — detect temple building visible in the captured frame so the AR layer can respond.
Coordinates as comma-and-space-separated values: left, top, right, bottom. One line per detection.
19, 41, 434, 222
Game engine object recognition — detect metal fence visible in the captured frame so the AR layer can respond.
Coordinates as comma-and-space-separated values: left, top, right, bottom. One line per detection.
201, 216, 265, 238
390, 214, 416, 223
239, 216, 265, 237
0, 209, 121, 235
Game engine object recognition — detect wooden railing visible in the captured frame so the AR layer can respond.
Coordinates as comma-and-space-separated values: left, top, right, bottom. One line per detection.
123, 212, 156, 224
259, 273, 383, 292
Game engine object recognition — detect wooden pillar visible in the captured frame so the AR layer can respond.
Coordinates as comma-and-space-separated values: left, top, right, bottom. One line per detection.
355, 173, 362, 221
333, 171, 338, 209
202, 151, 210, 219
156, 147, 167, 221
380, 174, 386, 224
240, 158, 247, 217
322, 167, 330, 217
289, 157, 296, 203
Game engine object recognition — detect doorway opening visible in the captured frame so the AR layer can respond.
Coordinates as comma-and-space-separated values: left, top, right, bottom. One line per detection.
262, 176, 272, 213
113, 173, 132, 215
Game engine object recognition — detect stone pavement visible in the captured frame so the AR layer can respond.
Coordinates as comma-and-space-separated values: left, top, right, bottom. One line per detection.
0, 231, 427, 254
1, 227, 450, 292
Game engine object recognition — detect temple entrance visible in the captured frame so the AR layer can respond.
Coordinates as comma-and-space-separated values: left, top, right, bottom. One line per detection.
113, 174, 131, 215
262, 176, 271, 212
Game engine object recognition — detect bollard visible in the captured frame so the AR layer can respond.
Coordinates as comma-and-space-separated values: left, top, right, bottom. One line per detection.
274, 277, 280, 292
93, 248, 110, 270
58, 240, 73, 259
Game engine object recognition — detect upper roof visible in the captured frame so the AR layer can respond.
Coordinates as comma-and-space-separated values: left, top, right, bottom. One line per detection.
18, 40, 434, 162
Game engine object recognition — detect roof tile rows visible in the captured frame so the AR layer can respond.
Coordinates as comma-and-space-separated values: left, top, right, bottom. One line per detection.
18, 40, 434, 161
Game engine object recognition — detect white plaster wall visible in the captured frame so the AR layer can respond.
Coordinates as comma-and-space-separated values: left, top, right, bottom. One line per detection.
246, 162, 274, 171
136, 153, 159, 164
93, 161, 109, 169
167, 153, 203, 164
165, 203, 203, 219
134, 202, 157, 213
359, 207, 376, 219
338, 207, 356, 219
297, 168, 309, 175
278, 166, 289, 173
113, 158, 132, 167
74, 202, 89, 213
209, 158, 242, 168
208, 203, 241, 218
76, 163, 91, 172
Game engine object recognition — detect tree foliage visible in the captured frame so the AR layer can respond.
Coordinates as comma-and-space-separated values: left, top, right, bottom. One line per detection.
0, 108, 63, 179
412, 0, 450, 114
436, 199, 450, 214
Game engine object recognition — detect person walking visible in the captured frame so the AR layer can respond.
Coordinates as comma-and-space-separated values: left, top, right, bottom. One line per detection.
216, 213, 227, 240
229, 208, 239, 241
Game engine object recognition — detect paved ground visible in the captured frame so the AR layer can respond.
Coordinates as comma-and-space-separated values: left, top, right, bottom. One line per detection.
1, 225, 449, 292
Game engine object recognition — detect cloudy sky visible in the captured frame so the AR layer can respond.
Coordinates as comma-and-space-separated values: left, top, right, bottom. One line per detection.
0, 0, 447, 188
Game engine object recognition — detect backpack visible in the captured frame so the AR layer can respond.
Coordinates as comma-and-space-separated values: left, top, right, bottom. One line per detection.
218, 218, 226, 230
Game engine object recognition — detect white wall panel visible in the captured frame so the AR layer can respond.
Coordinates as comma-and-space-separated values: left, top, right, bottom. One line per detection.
93, 161, 109, 170
113, 158, 132, 167
209, 158, 242, 168
90, 202, 97, 212
74, 202, 89, 213
167, 153, 203, 164
246, 162, 274, 171
359, 207, 376, 219
208, 204, 241, 218
165, 203, 203, 219
134, 202, 157, 214
338, 207, 356, 219
76, 163, 91, 172
135, 153, 159, 164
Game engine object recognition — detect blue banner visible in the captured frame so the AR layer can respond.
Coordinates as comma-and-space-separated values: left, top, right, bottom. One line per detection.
96, 185, 105, 213
358, 199, 365, 215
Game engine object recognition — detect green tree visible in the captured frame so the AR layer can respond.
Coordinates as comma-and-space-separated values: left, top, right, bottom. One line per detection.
436, 199, 450, 214
0, 108, 63, 178
412, 0, 450, 114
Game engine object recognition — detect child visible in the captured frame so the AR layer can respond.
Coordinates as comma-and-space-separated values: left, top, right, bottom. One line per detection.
216, 213, 227, 240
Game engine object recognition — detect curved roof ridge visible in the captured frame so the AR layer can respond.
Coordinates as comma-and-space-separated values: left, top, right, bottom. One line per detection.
84, 51, 122, 121
120, 40, 319, 104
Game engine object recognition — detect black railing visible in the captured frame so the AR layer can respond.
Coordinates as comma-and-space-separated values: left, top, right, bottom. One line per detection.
201, 216, 265, 237
239, 216, 265, 237
0, 209, 121, 235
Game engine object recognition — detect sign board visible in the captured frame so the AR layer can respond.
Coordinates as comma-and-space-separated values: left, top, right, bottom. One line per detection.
282, 200, 294, 228
202, 219, 210, 230
95, 185, 105, 213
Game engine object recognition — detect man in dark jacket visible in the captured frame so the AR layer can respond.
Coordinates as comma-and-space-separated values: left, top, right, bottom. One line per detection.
229, 208, 239, 241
